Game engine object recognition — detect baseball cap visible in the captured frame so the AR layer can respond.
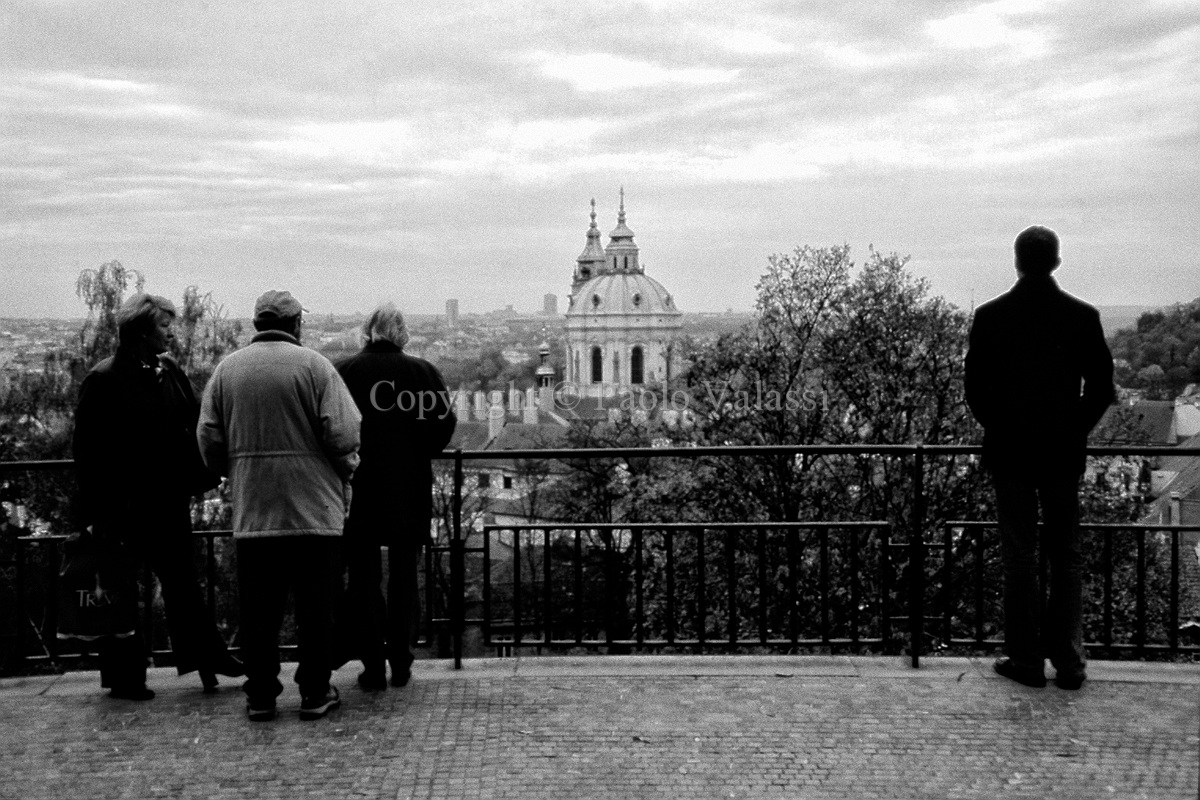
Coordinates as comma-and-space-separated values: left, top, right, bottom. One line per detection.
253, 290, 305, 322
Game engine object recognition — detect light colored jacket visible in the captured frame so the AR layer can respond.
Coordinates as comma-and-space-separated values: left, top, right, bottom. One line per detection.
198, 330, 361, 538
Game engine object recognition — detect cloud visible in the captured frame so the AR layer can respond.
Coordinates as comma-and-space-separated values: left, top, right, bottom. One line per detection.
255, 120, 415, 165
531, 51, 739, 92
713, 30, 795, 55
0, 0, 1197, 317
925, 0, 1056, 59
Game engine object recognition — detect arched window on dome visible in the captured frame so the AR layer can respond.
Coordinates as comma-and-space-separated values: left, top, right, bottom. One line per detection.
591, 346, 603, 383
630, 346, 644, 385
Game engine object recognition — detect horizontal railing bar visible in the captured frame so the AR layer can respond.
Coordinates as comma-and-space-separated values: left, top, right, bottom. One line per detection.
945, 638, 1200, 653
484, 638, 889, 647
5, 445, 1198, 474
944, 522, 1200, 532
482, 522, 887, 532
18, 531, 235, 543
0, 460, 76, 472
449, 445, 1190, 460
19, 531, 498, 544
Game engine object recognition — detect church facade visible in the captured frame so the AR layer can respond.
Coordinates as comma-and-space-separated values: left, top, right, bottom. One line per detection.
563, 191, 682, 399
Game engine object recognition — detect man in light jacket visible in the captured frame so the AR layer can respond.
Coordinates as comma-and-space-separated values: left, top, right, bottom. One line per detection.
198, 290, 361, 721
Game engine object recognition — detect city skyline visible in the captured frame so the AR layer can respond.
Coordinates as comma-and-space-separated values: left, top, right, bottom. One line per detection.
2, 1, 1198, 319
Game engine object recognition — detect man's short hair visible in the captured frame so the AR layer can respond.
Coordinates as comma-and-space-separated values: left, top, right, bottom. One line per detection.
1014, 226, 1060, 276
116, 293, 175, 345
362, 303, 409, 350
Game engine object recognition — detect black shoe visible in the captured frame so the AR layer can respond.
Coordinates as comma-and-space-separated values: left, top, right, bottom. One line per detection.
300, 686, 341, 720
390, 668, 412, 688
358, 669, 387, 692
247, 700, 277, 722
993, 658, 1046, 688
1056, 671, 1086, 690
200, 671, 219, 694
109, 686, 155, 701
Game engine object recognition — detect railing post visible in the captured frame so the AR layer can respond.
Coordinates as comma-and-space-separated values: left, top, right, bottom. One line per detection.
909, 445, 926, 668
45, 539, 60, 663
451, 449, 464, 669
14, 536, 28, 668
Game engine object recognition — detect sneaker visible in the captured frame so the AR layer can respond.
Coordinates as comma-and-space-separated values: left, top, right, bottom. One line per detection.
246, 700, 277, 722
299, 686, 341, 720
993, 658, 1046, 688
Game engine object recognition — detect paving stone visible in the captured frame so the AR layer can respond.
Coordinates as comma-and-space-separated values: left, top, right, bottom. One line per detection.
0, 656, 1196, 799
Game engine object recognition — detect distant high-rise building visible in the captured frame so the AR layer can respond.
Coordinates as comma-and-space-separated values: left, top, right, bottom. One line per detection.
543, 293, 558, 316
446, 299, 459, 328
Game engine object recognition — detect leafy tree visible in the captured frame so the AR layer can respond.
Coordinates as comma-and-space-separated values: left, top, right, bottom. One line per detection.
1109, 298, 1200, 398
170, 286, 243, 388
74, 260, 144, 372
682, 245, 850, 525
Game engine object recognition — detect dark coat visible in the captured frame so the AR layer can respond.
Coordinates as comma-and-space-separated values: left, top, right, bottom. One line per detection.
965, 274, 1115, 477
336, 341, 457, 545
73, 349, 217, 534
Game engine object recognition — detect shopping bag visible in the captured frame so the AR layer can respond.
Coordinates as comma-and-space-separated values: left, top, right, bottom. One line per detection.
56, 530, 139, 641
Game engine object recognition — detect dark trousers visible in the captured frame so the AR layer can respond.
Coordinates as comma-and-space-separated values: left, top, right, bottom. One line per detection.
344, 532, 422, 674
993, 471, 1086, 677
236, 536, 343, 703
99, 634, 147, 691
98, 514, 231, 689
141, 532, 231, 674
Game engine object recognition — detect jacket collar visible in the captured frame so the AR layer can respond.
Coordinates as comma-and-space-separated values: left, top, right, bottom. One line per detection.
113, 346, 161, 374
363, 340, 403, 354
251, 330, 301, 345
1013, 274, 1060, 294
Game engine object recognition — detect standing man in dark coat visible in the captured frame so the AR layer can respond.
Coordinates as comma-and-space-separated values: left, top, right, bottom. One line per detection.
336, 303, 457, 690
965, 225, 1115, 690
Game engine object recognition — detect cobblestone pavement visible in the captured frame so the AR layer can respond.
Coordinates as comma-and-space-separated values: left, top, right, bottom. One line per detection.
1, 656, 1197, 800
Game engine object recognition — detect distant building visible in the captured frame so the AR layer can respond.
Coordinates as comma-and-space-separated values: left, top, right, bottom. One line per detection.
564, 190, 682, 399
543, 294, 558, 316
446, 299, 459, 329
1094, 399, 1200, 446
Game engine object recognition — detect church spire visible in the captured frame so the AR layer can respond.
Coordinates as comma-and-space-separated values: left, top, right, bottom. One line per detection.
606, 186, 639, 274
572, 197, 607, 296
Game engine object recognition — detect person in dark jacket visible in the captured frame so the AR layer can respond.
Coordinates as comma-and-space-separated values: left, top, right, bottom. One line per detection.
965, 226, 1115, 690
336, 303, 457, 690
73, 293, 242, 700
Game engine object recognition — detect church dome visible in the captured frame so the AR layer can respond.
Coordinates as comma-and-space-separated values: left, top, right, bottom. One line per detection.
567, 272, 680, 317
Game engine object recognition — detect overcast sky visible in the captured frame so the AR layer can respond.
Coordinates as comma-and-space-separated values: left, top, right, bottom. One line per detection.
2, 0, 1197, 319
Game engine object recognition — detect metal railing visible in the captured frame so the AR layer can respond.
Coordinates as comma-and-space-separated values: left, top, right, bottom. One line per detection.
478, 522, 890, 652
4, 445, 1200, 673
